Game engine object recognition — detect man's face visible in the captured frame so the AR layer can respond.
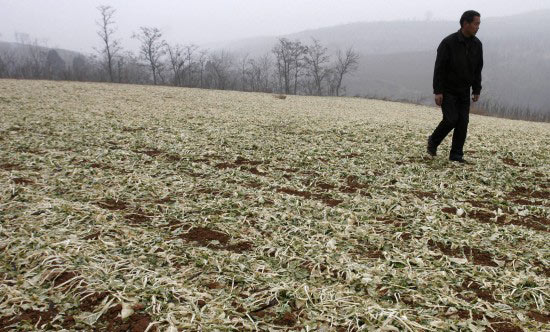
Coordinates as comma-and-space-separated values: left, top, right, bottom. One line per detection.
463, 16, 481, 37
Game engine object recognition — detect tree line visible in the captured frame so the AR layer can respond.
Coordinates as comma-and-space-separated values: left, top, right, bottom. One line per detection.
0, 5, 359, 97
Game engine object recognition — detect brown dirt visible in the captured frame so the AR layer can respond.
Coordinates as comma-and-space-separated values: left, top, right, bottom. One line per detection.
0, 163, 23, 171
250, 298, 278, 317
276, 167, 299, 173
527, 311, 550, 323
533, 261, 550, 278
277, 187, 343, 206
244, 181, 262, 188
321, 198, 343, 207
341, 153, 361, 158
165, 153, 182, 162
413, 191, 436, 199
90, 162, 114, 170
179, 227, 253, 252
428, 240, 498, 267
206, 281, 224, 289
98, 303, 157, 332
471, 210, 504, 223
226, 241, 254, 253
234, 156, 263, 166
486, 318, 523, 332
398, 232, 413, 241
467, 247, 500, 267
344, 175, 368, 190
184, 171, 207, 178
51, 271, 79, 287
470, 208, 549, 232
506, 218, 548, 232
180, 227, 230, 246
196, 188, 223, 196
155, 197, 175, 204
364, 249, 384, 259
508, 186, 550, 201
502, 158, 521, 167
531, 191, 550, 200
80, 292, 110, 311
61, 315, 76, 329
0, 306, 59, 331
274, 312, 297, 326
380, 219, 409, 228
133, 148, 163, 157
509, 187, 531, 196
124, 213, 152, 224
12, 177, 34, 185
512, 198, 545, 206
457, 278, 496, 303
441, 207, 457, 214
214, 162, 237, 169
242, 166, 267, 176
97, 199, 128, 211
122, 127, 144, 132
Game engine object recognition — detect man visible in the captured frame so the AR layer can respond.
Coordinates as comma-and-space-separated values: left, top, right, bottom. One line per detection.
428, 10, 483, 163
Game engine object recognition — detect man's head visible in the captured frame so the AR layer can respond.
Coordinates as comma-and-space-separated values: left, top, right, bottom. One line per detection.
460, 10, 481, 37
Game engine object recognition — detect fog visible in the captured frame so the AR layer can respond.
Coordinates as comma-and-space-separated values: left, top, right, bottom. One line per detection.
1, 0, 548, 52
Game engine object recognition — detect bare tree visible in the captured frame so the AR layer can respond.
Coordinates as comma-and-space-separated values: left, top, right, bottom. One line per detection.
272, 38, 297, 94
71, 55, 89, 81
96, 5, 121, 82
182, 44, 198, 86
133, 27, 165, 85
14, 33, 48, 79
332, 47, 359, 96
290, 41, 308, 95
165, 43, 184, 86
207, 50, 234, 90
239, 53, 249, 91
0, 47, 17, 78
197, 49, 208, 88
258, 53, 273, 92
246, 53, 273, 93
305, 38, 331, 96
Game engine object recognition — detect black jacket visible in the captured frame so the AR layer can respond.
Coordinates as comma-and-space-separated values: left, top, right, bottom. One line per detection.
433, 30, 483, 95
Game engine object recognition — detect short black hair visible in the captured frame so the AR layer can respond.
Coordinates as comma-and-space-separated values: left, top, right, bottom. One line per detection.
460, 10, 480, 27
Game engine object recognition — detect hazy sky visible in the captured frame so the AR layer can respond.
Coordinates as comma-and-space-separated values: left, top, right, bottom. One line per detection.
1, 0, 548, 53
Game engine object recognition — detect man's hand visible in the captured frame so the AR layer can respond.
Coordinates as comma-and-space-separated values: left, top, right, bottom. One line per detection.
472, 94, 480, 102
435, 94, 443, 106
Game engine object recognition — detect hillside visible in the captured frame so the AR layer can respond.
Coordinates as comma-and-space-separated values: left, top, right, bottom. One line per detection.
222, 10, 550, 115
1, 79, 549, 331
0, 41, 84, 65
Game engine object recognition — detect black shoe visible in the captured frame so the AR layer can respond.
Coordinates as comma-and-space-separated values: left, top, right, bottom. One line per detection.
427, 137, 437, 157
449, 158, 468, 164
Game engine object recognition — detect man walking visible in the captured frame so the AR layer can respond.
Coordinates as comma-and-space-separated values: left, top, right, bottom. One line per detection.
428, 10, 483, 163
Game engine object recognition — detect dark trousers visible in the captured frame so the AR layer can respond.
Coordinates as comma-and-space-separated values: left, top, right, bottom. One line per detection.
429, 92, 471, 160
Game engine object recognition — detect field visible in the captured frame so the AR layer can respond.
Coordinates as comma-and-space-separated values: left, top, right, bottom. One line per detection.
0, 79, 549, 331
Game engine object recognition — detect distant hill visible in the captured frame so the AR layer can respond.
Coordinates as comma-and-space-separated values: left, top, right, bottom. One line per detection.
219, 10, 550, 114
0, 41, 85, 64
